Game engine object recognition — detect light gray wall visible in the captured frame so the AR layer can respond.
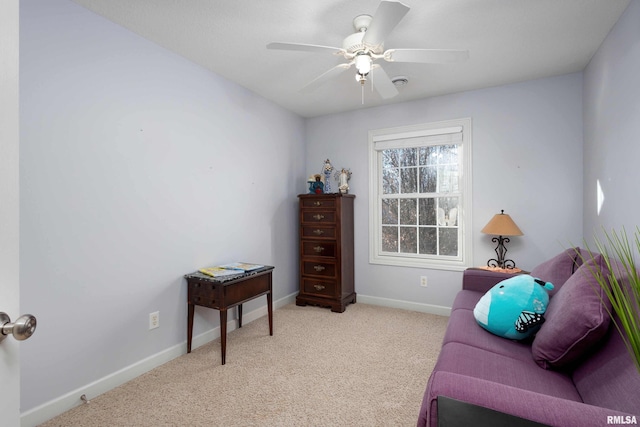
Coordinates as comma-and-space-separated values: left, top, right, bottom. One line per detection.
583, 0, 640, 238
20, 0, 304, 412
306, 73, 584, 309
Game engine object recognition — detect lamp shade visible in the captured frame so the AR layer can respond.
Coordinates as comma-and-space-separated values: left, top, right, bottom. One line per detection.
481, 210, 523, 236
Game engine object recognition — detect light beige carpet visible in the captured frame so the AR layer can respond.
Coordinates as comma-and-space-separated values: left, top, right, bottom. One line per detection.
40, 303, 448, 427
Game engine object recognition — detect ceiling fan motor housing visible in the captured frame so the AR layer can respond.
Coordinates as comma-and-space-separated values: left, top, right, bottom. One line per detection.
342, 31, 384, 55
344, 14, 384, 55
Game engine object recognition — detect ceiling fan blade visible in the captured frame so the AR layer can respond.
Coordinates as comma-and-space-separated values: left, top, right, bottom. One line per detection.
267, 42, 345, 55
385, 48, 469, 64
300, 63, 352, 93
371, 65, 399, 99
362, 1, 410, 49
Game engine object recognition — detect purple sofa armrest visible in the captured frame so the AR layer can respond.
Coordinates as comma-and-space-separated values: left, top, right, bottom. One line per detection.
462, 268, 520, 293
418, 371, 636, 427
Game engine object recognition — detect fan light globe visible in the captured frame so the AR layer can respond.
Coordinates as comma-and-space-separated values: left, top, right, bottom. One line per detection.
355, 54, 372, 75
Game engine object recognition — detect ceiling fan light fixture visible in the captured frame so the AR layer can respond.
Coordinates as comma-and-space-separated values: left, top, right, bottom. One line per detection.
354, 54, 372, 76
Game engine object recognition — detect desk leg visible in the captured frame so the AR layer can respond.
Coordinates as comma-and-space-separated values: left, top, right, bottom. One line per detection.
238, 304, 242, 328
267, 291, 273, 336
187, 303, 194, 353
220, 308, 227, 365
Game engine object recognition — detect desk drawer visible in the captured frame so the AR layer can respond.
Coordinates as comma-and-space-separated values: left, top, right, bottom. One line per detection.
302, 278, 337, 297
188, 281, 219, 308
302, 241, 337, 258
301, 210, 336, 224
302, 260, 336, 277
301, 225, 336, 239
189, 294, 219, 309
189, 281, 217, 295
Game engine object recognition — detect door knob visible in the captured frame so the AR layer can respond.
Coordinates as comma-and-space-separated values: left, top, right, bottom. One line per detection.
0, 312, 37, 342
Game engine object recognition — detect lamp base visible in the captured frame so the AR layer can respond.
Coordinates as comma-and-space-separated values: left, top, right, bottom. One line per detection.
486, 235, 517, 269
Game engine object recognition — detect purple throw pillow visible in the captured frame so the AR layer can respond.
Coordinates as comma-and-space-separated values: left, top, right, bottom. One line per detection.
531, 254, 612, 369
530, 247, 587, 296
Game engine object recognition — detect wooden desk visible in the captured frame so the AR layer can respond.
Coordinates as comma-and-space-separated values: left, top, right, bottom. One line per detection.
185, 266, 274, 365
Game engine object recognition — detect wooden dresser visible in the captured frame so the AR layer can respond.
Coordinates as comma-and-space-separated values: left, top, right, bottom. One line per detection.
297, 193, 356, 312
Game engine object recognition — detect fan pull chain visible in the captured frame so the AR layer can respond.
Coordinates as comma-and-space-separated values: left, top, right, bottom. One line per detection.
361, 80, 365, 104
371, 67, 375, 93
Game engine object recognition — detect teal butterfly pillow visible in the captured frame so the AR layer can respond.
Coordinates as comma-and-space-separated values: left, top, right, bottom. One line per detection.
473, 275, 554, 340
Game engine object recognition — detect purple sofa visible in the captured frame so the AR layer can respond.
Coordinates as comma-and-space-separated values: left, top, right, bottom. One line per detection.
418, 248, 640, 427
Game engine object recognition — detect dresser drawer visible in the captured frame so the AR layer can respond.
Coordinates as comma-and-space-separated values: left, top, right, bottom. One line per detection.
302, 278, 337, 297
300, 198, 336, 209
301, 225, 336, 239
301, 210, 336, 224
301, 241, 337, 258
302, 260, 336, 277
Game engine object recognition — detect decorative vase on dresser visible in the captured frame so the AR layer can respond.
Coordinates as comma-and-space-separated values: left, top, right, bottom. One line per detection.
297, 193, 356, 312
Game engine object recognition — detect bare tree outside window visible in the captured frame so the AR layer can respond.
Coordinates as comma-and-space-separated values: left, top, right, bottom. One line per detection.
380, 144, 460, 258
370, 118, 471, 270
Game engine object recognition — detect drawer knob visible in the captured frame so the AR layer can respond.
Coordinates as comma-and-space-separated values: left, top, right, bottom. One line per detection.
313, 201, 322, 206
313, 229, 324, 235
313, 284, 325, 291
314, 245, 325, 253
313, 265, 326, 272
313, 214, 325, 220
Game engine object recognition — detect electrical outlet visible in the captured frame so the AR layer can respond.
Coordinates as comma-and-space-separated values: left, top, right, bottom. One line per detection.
420, 276, 428, 287
149, 311, 159, 330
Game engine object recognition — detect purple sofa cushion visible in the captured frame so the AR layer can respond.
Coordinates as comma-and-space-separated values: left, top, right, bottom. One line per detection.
531, 254, 612, 369
443, 309, 533, 362
530, 247, 587, 296
572, 308, 640, 413
451, 289, 485, 311
433, 342, 582, 400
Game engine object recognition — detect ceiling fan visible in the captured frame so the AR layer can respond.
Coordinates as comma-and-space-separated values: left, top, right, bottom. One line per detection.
267, 0, 469, 100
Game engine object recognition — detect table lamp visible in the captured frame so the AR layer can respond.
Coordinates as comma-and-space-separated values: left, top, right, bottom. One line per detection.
481, 210, 523, 269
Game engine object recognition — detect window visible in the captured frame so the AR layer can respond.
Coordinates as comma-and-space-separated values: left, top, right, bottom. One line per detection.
368, 118, 472, 270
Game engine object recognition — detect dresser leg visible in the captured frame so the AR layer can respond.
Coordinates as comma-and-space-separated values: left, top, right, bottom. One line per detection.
237, 304, 242, 328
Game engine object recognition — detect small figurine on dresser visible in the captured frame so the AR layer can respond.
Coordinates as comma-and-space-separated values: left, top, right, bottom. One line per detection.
308, 174, 324, 194
335, 168, 352, 194
322, 159, 334, 193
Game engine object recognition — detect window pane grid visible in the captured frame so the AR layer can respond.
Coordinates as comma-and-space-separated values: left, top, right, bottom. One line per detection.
370, 118, 470, 269
380, 144, 461, 258
379, 194, 460, 256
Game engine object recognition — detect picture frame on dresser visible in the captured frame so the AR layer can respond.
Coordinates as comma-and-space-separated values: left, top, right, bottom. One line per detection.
297, 193, 356, 312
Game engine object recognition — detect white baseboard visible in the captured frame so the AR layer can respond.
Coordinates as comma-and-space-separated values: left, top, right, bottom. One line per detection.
20, 292, 297, 427
356, 294, 452, 317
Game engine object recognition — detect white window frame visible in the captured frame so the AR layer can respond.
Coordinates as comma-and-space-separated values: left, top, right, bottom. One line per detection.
368, 118, 473, 271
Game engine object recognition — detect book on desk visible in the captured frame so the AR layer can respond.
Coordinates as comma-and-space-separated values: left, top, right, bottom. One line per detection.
218, 262, 264, 272
198, 262, 265, 278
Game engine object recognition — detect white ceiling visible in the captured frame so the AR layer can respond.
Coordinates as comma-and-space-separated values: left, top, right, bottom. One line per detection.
70, 0, 630, 118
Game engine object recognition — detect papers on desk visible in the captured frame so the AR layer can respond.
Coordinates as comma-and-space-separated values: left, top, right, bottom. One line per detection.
198, 267, 244, 278
218, 262, 264, 272
198, 262, 264, 278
